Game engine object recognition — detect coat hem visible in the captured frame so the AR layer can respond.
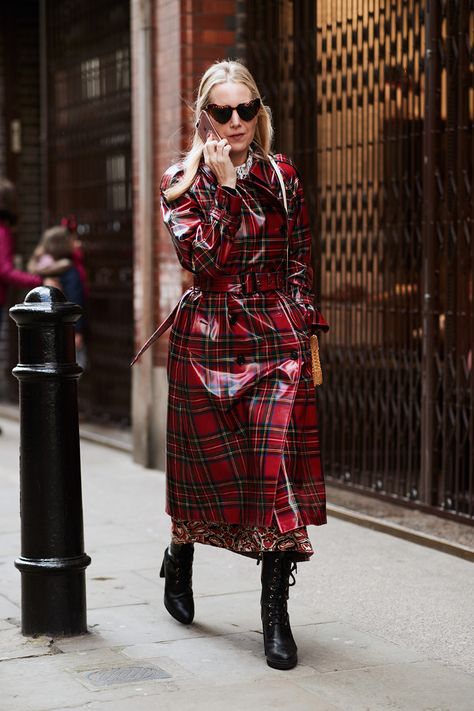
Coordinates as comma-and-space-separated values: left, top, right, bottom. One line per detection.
165, 505, 327, 530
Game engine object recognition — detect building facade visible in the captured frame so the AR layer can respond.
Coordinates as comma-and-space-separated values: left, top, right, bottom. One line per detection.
0, 0, 133, 422
1, 1, 473, 522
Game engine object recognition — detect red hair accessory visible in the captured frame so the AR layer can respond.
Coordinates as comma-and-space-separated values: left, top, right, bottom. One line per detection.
60, 215, 78, 233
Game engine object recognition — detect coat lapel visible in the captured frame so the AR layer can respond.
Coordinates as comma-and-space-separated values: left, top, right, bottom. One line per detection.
246, 156, 288, 217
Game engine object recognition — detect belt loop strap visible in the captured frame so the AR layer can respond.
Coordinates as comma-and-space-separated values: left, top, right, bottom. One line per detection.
241, 273, 257, 294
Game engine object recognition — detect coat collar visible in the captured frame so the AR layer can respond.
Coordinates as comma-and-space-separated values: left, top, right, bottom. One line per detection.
198, 154, 287, 215
198, 152, 279, 187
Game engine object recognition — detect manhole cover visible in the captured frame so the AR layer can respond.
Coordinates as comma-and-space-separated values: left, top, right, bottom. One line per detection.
79, 665, 171, 688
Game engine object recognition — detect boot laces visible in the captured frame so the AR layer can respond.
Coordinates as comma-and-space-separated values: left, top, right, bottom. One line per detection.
266, 559, 297, 626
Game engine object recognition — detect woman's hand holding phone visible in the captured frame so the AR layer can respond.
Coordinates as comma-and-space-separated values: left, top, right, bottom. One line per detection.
203, 137, 237, 190
199, 111, 236, 190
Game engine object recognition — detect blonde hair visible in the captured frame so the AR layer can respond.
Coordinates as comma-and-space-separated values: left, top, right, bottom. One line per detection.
164, 59, 273, 202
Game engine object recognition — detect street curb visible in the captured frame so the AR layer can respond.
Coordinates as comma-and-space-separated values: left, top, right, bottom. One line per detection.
327, 503, 474, 563
78, 428, 133, 453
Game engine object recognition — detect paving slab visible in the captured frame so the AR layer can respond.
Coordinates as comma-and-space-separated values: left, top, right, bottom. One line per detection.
1, 415, 473, 711
53, 604, 210, 653
193, 588, 332, 635
0, 531, 21, 557
0, 626, 54, 661
86, 521, 155, 547
120, 629, 319, 681
0, 593, 19, 619
183, 548, 263, 598
137, 556, 262, 599
86, 569, 161, 610
0, 647, 140, 711
0, 618, 17, 632
294, 660, 474, 711
291, 621, 423, 672
299, 517, 474, 675
85, 540, 161, 575
60, 678, 342, 711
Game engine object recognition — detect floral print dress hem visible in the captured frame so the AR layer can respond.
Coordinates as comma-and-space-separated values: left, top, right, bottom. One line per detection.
171, 518, 314, 562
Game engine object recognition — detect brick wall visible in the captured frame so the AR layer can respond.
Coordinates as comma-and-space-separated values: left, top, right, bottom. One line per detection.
153, 0, 184, 364
133, 0, 238, 366
131, 0, 240, 463
154, 0, 239, 365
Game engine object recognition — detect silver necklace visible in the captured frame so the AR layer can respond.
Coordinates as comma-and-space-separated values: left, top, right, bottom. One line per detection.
235, 151, 253, 180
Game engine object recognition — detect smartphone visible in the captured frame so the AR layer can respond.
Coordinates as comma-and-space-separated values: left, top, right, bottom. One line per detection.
197, 110, 222, 142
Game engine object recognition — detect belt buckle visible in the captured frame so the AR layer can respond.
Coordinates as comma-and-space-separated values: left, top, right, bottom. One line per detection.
241, 273, 258, 294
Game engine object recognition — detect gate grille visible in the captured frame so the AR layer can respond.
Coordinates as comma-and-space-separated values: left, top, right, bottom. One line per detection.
243, 0, 474, 520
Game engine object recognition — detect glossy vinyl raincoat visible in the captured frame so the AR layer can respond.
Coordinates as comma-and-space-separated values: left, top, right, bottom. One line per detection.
160, 153, 329, 533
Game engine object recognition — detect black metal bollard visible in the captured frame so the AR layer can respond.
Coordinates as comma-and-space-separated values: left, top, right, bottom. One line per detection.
9, 286, 91, 636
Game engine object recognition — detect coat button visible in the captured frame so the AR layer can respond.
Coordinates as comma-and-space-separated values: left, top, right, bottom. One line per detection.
290, 350, 299, 360
236, 354, 246, 365
229, 314, 238, 325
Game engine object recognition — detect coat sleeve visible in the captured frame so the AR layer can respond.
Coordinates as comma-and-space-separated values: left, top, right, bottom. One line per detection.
0, 225, 42, 290
278, 157, 329, 333
160, 166, 243, 276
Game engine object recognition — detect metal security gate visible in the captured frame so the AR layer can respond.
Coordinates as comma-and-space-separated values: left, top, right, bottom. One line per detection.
243, 0, 474, 521
43, 0, 133, 424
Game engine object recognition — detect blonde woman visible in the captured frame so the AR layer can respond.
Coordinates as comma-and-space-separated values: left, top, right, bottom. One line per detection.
136, 60, 328, 669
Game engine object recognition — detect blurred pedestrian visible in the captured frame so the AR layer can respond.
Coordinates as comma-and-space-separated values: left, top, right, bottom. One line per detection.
0, 177, 42, 338
134, 59, 329, 670
28, 225, 86, 368
60, 215, 89, 299
0, 178, 42, 438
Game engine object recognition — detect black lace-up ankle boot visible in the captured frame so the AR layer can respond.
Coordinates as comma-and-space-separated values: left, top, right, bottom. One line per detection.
159, 542, 195, 624
260, 552, 298, 669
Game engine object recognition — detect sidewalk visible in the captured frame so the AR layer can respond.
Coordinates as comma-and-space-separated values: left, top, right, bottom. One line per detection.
0, 416, 473, 711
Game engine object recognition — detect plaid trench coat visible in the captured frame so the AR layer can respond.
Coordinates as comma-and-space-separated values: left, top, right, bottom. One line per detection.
160, 153, 329, 533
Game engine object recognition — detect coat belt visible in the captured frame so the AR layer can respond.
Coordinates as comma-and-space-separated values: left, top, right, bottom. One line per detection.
130, 272, 285, 366
194, 271, 285, 294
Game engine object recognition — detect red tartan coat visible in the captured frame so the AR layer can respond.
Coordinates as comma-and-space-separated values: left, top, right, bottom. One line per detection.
160, 153, 329, 533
